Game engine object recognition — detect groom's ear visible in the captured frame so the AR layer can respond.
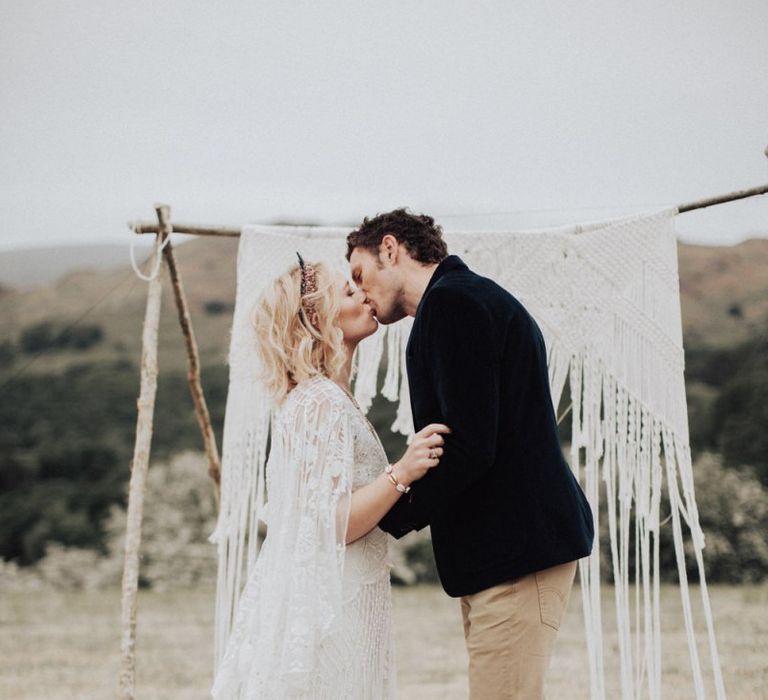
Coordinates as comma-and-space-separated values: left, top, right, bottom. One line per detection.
380, 234, 399, 265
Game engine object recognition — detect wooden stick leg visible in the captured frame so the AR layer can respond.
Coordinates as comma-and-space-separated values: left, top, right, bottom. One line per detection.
118, 205, 170, 699
163, 239, 222, 506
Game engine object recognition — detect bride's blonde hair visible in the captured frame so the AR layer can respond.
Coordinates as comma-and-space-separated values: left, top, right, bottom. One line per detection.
253, 261, 345, 403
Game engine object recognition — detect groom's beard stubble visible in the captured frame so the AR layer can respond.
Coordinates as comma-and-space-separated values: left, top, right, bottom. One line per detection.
375, 296, 408, 325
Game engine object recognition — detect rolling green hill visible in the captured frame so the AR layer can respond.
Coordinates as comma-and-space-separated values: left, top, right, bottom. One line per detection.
0, 236, 766, 378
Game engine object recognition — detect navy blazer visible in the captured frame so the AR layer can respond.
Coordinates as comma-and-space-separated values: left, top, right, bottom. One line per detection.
379, 255, 594, 597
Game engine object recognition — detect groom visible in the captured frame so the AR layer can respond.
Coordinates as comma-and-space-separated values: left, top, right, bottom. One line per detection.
347, 209, 594, 699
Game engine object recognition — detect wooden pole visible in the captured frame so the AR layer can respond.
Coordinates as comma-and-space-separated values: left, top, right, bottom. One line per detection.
118, 204, 170, 700
677, 183, 768, 213
128, 183, 768, 237
163, 239, 222, 504
132, 221, 241, 236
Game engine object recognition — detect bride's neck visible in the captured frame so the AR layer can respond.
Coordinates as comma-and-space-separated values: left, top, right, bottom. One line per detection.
335, 340, 357, 390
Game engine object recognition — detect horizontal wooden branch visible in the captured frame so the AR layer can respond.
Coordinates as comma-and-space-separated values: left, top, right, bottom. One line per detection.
677, 183, 768, 213
131, 222, 241, 237
128, 183, 768, 237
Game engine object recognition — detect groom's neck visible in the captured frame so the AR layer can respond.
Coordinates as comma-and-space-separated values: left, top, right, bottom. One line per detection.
401, 262, 439, 317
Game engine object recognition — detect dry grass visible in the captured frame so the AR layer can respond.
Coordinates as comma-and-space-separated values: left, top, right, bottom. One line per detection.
0, 584, 765, 699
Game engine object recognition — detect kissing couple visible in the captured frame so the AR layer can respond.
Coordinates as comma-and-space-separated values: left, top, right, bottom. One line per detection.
211, 208, 594, 699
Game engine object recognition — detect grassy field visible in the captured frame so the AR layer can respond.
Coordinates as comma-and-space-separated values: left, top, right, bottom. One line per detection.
0, 584, 765, 699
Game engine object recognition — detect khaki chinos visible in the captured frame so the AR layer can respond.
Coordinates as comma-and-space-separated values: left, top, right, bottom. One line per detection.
460, 560, 578, 699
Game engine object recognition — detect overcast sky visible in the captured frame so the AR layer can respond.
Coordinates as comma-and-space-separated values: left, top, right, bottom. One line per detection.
1, 0, 766, 252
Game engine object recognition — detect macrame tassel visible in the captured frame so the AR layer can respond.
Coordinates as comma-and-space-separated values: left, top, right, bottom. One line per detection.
210, 384, 272, 667
392, 366, 414, 437
381, 324, 401, 402
354, 325, 386, 414
546, 338, 570, 413
389, 318, 414, 436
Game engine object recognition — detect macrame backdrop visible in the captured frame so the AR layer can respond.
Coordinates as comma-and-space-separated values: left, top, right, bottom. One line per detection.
209, 209, 725, 699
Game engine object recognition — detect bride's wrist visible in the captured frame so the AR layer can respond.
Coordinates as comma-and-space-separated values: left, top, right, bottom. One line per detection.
394, 461, 414, 486
386, 462, 412, 492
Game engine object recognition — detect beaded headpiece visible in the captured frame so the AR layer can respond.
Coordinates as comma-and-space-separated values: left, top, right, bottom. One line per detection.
296, 251, 318, 318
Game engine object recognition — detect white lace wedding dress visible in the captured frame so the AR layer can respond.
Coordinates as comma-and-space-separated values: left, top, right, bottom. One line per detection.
211, 376, 396, 699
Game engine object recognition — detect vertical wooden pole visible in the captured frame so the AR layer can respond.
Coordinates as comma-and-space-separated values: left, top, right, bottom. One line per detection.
118, 204, 170, 699
162, 239, 222, 505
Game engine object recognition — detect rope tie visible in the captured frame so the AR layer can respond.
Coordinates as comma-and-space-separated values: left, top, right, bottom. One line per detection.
129, 221, 172, 281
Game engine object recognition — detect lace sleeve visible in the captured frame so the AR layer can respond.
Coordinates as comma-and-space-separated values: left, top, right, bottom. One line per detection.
277, 384, 355, 686
211, 378, 355, 698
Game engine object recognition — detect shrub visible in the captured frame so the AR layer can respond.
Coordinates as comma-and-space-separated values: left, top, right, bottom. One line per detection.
19, 321, 104, 354
3, 452, 218, 591
59, 324, 103, 350
575, 452, 768, 585
204, 300, 234, 316
685, 333, 768, 482
673, 453, 768, 583
0, 340, 15, 367
713, 370, 768, 483
608, 452, 768, 585
128, 451, 219, 589
20, 322, 57, 353
402, 533, 440, 584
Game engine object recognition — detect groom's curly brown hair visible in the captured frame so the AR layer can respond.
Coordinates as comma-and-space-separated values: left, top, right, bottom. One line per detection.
346, 208, 448, 265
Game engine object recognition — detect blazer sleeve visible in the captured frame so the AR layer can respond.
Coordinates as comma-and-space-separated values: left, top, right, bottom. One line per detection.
379, 286, 501, 538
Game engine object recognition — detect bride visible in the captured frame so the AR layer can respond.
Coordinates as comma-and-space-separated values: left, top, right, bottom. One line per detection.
210, 255, 449, 699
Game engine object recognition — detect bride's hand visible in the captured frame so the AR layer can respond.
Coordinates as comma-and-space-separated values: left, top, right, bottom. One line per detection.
393, 423, 451, 486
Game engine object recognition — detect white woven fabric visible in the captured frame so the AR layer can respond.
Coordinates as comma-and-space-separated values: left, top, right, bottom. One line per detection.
210, 209, 725, 699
